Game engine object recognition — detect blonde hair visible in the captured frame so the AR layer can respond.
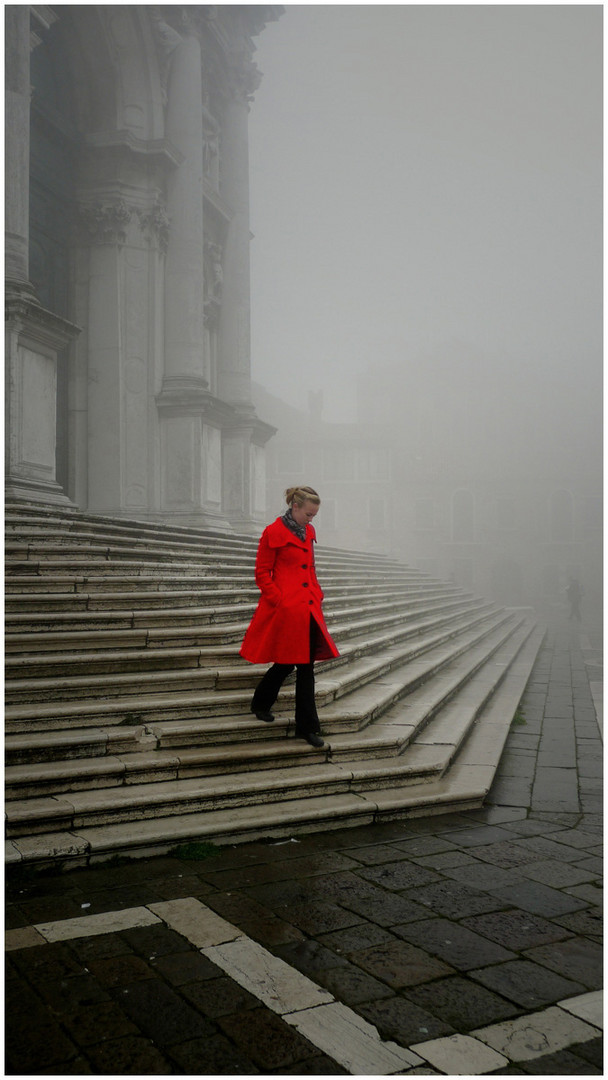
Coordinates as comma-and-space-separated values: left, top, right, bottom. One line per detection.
285, 485, 320, 508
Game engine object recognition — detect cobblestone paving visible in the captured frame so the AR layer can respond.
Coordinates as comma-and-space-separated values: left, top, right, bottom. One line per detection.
5, 626, 603, 1074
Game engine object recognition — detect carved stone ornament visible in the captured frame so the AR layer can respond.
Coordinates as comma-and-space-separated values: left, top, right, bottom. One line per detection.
205, 240, 224, 298
149, 6, 183, 104
138, 200, 171, 253
79, 200, 133, 245
228, 48, 263, 102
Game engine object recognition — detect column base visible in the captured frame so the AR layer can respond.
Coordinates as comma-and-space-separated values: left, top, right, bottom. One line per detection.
5, 475, 74, 507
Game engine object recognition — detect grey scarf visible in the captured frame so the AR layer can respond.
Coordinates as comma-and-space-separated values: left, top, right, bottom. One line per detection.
281, 507, 307, 542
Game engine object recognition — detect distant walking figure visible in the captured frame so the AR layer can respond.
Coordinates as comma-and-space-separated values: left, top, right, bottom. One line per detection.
566, 578, 584, 621
240, 486, 339, 747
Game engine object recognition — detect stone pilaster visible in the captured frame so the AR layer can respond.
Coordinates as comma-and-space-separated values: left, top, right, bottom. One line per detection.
216, 66, 259, 407
163, 31, 207, 390
5, 296, 80, 504
5, 6, 35, 296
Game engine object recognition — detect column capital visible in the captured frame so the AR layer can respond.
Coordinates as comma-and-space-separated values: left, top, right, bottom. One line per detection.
78, 200, 134, 246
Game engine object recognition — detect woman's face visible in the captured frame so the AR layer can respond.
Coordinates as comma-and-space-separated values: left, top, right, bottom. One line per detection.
291, 499, 319, 526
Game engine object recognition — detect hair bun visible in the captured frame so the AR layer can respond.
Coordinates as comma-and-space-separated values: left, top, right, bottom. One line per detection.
285, 485, 320, 506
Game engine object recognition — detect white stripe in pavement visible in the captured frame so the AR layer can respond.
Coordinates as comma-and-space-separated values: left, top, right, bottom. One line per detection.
5, 899, 603, 1075
470, 1000, 602, 1063
7, 905, 161, 946
151, 897, 421, 1074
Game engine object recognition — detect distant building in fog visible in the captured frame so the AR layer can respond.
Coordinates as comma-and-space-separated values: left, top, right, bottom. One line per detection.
357, 354, 602, 628
251, 384, 394, 553
6, 5, 281, 532
254, 369, 602, 631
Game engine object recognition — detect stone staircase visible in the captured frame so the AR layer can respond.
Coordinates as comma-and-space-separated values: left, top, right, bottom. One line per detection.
5, 501, 545, 868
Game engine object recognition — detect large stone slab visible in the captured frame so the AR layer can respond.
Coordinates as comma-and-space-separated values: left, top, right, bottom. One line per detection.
285, 1000, 424, 1074
147, 897, 242, 949
472, 1004, 601, 1061
411, 1032, 508, 1074
35, 905, 161, 941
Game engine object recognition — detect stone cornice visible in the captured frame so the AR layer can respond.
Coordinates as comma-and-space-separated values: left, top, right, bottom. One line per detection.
155, 382, 276, 442
5, 293, 81, 348
203, 181, 234, 224
77, 196, 171, 250
156, 381, 236, 426
84, 131, 184, 169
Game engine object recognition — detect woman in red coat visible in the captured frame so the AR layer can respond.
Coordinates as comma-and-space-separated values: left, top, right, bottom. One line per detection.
240, 485, 339, 747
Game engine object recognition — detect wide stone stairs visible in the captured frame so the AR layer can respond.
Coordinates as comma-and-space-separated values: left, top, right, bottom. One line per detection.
5, 502, 545, 867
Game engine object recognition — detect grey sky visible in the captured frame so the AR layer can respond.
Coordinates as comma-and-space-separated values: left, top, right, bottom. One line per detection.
248, 5, 602, 423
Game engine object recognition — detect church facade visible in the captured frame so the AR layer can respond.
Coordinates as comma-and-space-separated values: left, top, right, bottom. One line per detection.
6, 5, 280, 531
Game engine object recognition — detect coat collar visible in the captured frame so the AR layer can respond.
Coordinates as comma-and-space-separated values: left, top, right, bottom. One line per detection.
266, 517, 314, 549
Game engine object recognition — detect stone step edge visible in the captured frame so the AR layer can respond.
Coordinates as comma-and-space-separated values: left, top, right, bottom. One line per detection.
4, 520, 401, 564
5, 627, 544, 865
5, 601, 493, 694
4, 585, 455, 611
3, 593, 476, 630
5, 613, 529, 769
4, 597, 494, 656
5, 619, 538, 799
4, 503, 407, 563
5, 609, 513, 725
5, 544, 413, 572
3, 601, 497, 714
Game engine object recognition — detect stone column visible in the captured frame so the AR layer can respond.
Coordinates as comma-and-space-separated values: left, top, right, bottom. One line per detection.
218, 62, 275, 530
155, 28, 220, 523
5, 7, 80, 505
5, 6, 35, 295
163, 31, 206, 390
217, 85, 254, 407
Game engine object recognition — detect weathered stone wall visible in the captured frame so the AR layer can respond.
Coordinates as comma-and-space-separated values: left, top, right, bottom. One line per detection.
5, 5, 279, 530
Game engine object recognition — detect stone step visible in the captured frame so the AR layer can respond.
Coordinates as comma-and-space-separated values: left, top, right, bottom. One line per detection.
5, 507, 403, 568
5, 608, 516, 736
4, 594, 492, 656
5, 573, 443, 597
5, 582, 455, 613
2, 514, 379, 557
5, 599, 491, 702
5, 616, 537, 799
5, 621, 545, 855
5, 500, 544, 868
5, 598, 489, 685
5, 555, 420, 582
5, 531, 411, 570
4, 588, 471, 634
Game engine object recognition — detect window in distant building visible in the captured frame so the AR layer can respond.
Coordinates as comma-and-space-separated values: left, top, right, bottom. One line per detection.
495, 497, 516, 531
584, 497, 602, 529
276, 446, 304, 475
415, 499, 435, 530
320, 499, 336, 532
368, 497, 386, 529
359, 448, 390, 481
550, 490, 574, 542
453, 557, 474, 590
541, 564, 560, 595
452, 490, 475, 543
325, 447, 354, 481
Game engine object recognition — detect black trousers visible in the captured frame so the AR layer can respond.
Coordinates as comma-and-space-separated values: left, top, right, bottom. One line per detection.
251, 618, 321, 734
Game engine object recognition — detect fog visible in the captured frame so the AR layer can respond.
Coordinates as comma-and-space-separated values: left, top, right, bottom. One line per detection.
247, 5, 601, 622
249, 6, 601, 432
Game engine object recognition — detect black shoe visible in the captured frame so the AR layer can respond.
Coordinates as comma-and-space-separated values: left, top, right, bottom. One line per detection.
251, 707, 275, 723
295, 730, 324, 748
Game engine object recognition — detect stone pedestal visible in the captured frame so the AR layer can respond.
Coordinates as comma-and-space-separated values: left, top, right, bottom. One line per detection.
5, 296, 80, 504
5, 6, 35, 296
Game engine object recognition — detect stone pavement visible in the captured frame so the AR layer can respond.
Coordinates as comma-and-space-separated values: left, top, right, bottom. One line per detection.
5, 624, 603, 1075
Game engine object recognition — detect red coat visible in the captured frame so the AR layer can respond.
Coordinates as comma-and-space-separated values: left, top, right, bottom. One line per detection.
240, 517, 340, 665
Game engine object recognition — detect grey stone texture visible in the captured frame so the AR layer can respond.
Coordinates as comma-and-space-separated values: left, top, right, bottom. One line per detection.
5, 627, 603, 1074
